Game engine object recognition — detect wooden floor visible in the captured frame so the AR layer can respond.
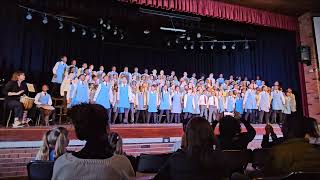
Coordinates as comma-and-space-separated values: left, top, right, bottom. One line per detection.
0, 123, 281, 142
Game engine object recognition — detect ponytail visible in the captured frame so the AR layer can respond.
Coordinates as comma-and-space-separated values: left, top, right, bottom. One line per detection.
54, 132, 67, 160
35, 130, 51, 160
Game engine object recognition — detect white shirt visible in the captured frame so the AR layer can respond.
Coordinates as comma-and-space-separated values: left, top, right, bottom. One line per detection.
34, 92, 52, 106
207, 96, 219, 107
199, 94, 208, 105
52, 61, 65, 74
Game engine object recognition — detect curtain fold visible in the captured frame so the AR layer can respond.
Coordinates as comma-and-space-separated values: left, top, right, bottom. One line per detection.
121, 0, 297, 31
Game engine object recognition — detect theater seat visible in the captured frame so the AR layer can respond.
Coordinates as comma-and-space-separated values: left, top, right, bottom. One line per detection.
223, 150, 252, 174
254, 171, 320, 180
136, 153, 172, 173
27, 160, 54, 180
252, 148, 271, 170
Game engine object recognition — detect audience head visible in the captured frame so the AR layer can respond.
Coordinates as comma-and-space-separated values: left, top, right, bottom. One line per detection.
185, 117, 219, 160
36, 127, 69, 160
108, 132, 124, 155
302, 117, 320, 139
68, 104, 109, 141
219, 116, 241, 138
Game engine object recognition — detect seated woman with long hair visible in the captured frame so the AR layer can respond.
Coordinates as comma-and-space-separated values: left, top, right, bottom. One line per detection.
52, 104, 135, 180
154, 117, 229, 180
35, 127, 69, 161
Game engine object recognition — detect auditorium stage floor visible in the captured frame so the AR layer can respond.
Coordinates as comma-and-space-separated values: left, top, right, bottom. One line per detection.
0, 123, 282, 142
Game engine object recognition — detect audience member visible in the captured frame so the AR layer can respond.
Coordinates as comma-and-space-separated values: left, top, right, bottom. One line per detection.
52, 104, 135, 180
35, 127, 69, 161
303, 117, 320, 145
212, 116, 256, 150
261, 124, 284, 148
264, 117, 320, 175
154, 117, 229, 180
108, 132, 124, 155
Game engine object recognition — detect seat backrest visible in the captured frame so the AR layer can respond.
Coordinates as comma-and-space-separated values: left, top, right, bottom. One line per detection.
223, 150, 252, 174
284, 172, 320, 180
27, 160, 54, 180
252, 148, 271, 169
136, 153, 172, 173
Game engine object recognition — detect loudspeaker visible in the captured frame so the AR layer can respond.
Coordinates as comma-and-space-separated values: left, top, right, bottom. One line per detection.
299, 46, 311, 65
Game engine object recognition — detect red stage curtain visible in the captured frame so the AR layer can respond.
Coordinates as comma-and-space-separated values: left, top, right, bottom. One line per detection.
120, 0, 298, 31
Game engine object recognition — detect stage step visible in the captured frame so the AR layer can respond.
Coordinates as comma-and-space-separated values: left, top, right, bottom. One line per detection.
0, 142, 175, 178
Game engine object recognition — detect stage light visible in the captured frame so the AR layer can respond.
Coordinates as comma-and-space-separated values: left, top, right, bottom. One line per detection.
120, 34, 124, 40
244, 41, 249, 49
200, 44, 204, 50
99, 18, 104, 25
231, 43, 236, 50
222, 44, 227, 50
144, 30, 150, 34
58, 21, 63, 29
167, 41, 171, 47
210, 43, 215, 50
187, 36, 191, 41
106, 24, 111, 30
175, 38, 179, 44
71, 26, 76, 33
190, 44, 194, 50
184, 45, 187, 49
82, 29, 86, 36
101, 35, 105, 41
113, 28, 118, 35
93, 33, 97, 39
26, 11, 32, 20
42, 15, 48, 24
197, 33, 201, 38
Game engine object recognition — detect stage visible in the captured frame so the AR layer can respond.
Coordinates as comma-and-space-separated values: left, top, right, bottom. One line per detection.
0, 123, 282, 178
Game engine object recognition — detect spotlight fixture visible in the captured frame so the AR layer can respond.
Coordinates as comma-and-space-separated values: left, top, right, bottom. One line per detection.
197, 33, 201, 38
244, 41, 249, 49
210, 43, 215, 50
71, 26, 76, 33
93, 33, 97, 39
106, 24, 111, 30
101, 35, 105, 41
222, 44, 227, 50
58, 21, 63, 29
167, 41, 171, 47
184, 45, 188, 50
26, 11, 32, 20
120, 34, 124, 40
42, 15, 48, 24
175, 38, 179, 44
144, 30, 150, 34
231, 43, 236, 50
99, 18, 104, 25
103, 24, 106, 28
187, 36, 191, 41
200, 44, 204, 50
82, 29, 86, 36
190, 44, 194, 50
113, 28, 118, 35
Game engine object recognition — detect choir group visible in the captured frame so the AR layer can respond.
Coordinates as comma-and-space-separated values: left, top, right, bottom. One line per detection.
48, 56, 297, 125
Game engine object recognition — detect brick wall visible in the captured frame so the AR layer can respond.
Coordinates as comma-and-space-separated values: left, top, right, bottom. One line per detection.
298, 12, 320, 123
0, 143, 174, 178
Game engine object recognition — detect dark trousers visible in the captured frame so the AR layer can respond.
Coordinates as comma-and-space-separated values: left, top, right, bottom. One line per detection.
106, 108, 112, 124
135, 110, 146, 123
184, 112, 192, 120
51, 83, 61, 97
170, 113, 181, 123
159, 110, 170, 123
258, 111, 270, 124
147, 112, 157, 123
271, 110, 283, 124
7, 100, 23, 119
244, 109, 257, 123
39, 108, 56, 126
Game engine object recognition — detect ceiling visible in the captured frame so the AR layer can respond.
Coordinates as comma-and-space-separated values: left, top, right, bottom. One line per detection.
220, 0, 320, 16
